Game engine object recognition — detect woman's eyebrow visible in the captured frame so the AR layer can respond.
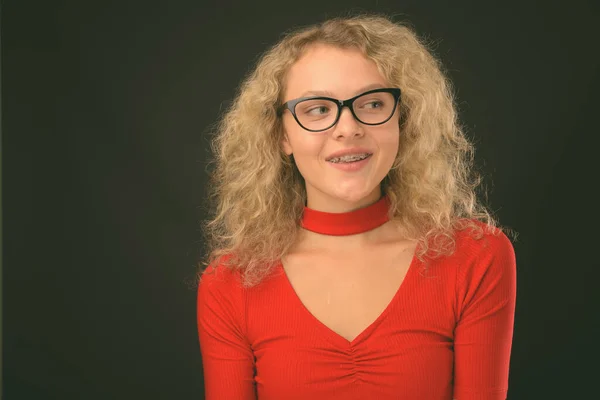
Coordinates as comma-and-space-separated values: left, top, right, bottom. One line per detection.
299, 83, 387, 98
299, 89, 336, 97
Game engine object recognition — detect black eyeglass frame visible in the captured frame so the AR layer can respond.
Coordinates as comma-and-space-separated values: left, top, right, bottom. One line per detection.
277, 87, 402, 132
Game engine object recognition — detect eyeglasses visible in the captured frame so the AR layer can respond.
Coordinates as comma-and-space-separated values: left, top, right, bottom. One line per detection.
277, 87, 401, 132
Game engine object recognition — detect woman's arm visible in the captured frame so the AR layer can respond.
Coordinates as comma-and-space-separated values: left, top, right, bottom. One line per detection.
197, 267, 256, 400
453, 232, 517, 400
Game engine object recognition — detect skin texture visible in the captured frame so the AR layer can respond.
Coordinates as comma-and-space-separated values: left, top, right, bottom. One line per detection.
281, 44, 400, 217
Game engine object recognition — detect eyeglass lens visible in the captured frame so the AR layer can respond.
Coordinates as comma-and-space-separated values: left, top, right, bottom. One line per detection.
294, 91, 396, 131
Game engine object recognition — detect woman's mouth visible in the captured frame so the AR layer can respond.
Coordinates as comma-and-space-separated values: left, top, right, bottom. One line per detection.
326, 153, 373, 171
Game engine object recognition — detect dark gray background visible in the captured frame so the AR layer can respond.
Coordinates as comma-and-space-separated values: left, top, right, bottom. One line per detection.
3, 0, 599, 398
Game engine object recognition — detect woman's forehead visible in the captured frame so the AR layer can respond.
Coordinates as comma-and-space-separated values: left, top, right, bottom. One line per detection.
283, 44, 388, 101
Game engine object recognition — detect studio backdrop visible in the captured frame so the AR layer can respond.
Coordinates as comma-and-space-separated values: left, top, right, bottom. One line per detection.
3, 0, 598, 399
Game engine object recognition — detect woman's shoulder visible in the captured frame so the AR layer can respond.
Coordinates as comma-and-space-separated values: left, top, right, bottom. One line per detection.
196, 255, 249, 323
198, 254, 246, 293
452, 218, 516, 277
450, 219, 517, 317
454, 218, 513, 251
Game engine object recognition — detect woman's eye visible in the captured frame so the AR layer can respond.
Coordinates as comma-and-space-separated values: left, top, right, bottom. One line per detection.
364, 101, 383, 109
306, 106, 330, 115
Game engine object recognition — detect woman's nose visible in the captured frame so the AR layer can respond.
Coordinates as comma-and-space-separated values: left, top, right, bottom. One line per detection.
333, 107, 363, 138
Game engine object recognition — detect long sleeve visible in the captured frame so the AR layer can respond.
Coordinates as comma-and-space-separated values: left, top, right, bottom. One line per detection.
453, 231, 517, 400
197, 266, 256, 400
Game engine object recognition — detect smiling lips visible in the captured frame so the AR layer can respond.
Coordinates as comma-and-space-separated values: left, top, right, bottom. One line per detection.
325, 147, 374, 162
326, 154, 373, 172
328, 153, 372, 163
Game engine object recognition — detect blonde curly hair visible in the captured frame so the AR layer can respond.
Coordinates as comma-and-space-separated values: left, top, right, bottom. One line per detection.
199, 13, 511, 287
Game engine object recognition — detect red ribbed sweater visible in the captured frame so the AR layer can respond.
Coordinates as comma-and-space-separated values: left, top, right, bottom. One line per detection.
197, 222, 516, 399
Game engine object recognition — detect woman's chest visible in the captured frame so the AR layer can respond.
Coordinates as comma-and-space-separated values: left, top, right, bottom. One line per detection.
279, 242, 417, 342
244, 241, 458, 398
250, 313, 455, 400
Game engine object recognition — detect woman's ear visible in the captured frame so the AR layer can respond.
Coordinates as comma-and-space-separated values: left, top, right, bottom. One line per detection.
281, 133, 293, 156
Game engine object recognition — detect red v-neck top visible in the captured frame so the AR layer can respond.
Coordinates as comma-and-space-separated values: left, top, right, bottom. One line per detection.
197, 219, 517, 400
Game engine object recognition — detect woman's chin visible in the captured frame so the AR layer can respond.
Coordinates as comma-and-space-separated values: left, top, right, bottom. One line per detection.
327, 188, 380, 204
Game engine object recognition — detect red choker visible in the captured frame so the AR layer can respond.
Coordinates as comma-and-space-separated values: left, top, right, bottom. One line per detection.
300, 195, 391, 236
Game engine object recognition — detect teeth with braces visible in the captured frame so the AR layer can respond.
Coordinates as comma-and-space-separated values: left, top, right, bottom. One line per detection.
329, 153, 371, 163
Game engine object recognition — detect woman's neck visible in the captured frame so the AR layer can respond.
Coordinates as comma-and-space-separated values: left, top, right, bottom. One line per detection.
296, 219, 405, 253
304, 188, 382, 214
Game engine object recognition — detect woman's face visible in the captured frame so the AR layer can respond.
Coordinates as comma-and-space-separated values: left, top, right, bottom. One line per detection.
281, 44, 400, 211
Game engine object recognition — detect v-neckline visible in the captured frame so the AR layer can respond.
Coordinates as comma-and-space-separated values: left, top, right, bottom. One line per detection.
277, 244, 421, 349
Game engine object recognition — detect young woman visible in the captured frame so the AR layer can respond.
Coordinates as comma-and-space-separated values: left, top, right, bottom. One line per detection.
197, 14, 517, 400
